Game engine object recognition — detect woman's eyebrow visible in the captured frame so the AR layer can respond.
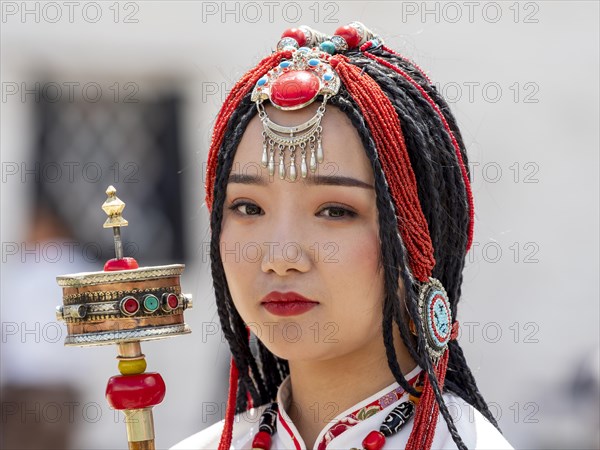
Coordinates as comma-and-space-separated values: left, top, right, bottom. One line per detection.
228, 173, 374, 189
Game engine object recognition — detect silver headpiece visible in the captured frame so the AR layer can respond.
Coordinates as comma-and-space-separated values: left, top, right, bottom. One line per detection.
250, 46, 341, 181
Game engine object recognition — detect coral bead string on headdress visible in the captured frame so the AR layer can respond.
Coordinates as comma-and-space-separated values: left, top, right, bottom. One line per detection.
360, 41, 475, 251
329, 53, 435, 283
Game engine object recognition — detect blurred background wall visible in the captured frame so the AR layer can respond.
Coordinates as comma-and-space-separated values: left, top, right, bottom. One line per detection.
1, 1, 598, 449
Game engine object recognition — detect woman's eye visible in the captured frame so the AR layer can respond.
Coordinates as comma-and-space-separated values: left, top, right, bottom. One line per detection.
228, 201, 263, 216
319, 206, 357, 219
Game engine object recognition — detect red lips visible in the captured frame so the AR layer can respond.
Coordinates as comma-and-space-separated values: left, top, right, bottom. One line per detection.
261, 291, 316, 303
261, 291, 319, 317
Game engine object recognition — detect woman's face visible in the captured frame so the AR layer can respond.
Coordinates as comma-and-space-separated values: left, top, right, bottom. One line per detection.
220, 101, 388, 362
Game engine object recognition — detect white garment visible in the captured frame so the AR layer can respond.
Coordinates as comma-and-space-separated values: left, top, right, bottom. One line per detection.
171, 365, 513, 450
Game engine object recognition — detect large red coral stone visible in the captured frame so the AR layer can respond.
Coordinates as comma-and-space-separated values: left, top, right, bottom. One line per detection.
270, 71, 320, 108
106, 373, 166, 410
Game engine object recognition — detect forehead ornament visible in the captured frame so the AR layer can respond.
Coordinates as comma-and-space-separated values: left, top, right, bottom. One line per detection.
250, 46, 341, 181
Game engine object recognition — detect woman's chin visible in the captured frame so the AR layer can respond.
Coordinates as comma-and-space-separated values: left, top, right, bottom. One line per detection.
257, 337, 344, 363
266, 346, 327, 363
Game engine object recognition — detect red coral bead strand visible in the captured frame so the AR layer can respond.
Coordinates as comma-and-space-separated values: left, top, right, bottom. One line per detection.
360, 40, 475, 252
330, 54, 435, 282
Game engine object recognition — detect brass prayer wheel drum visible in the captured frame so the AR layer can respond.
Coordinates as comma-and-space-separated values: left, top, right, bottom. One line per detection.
56, 264, 192, 346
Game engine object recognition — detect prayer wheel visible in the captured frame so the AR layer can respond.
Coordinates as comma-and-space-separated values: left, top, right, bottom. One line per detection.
55, 186, 192, 450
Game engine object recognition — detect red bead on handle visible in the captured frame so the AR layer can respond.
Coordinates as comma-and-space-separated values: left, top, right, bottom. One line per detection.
104, 257, 139, 271
106, 372, 166, 410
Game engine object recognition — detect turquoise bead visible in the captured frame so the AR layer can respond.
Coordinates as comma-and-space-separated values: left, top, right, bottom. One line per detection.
257, 76, 267, 86
143, 294, 159, 312
319, 41, 336, 55
323, 73, 333, 81
279, 61, 291, 68
308, 58, 319, 67
298, 46, 310, 53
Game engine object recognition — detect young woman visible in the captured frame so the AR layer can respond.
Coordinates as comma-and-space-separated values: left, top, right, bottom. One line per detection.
173, 22, 513, 450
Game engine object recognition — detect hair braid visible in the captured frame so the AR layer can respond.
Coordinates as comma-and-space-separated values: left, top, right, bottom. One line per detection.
354, 47, 500, 431
210, 96, 272, 413
329, 92, 423, 393
329, 89, 467, 449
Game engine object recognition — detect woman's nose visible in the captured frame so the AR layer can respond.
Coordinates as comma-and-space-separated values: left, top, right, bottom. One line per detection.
260, 211, 313, 276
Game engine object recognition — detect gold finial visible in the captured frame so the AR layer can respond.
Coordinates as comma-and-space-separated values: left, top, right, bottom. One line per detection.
102, 185, 129, 229
102, 185, 128, 259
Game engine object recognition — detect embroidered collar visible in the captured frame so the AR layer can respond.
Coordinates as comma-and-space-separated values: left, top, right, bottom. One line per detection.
275, 365, 423, 450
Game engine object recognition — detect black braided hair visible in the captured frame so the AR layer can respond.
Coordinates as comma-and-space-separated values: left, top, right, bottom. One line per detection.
208, 46, 500, 449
